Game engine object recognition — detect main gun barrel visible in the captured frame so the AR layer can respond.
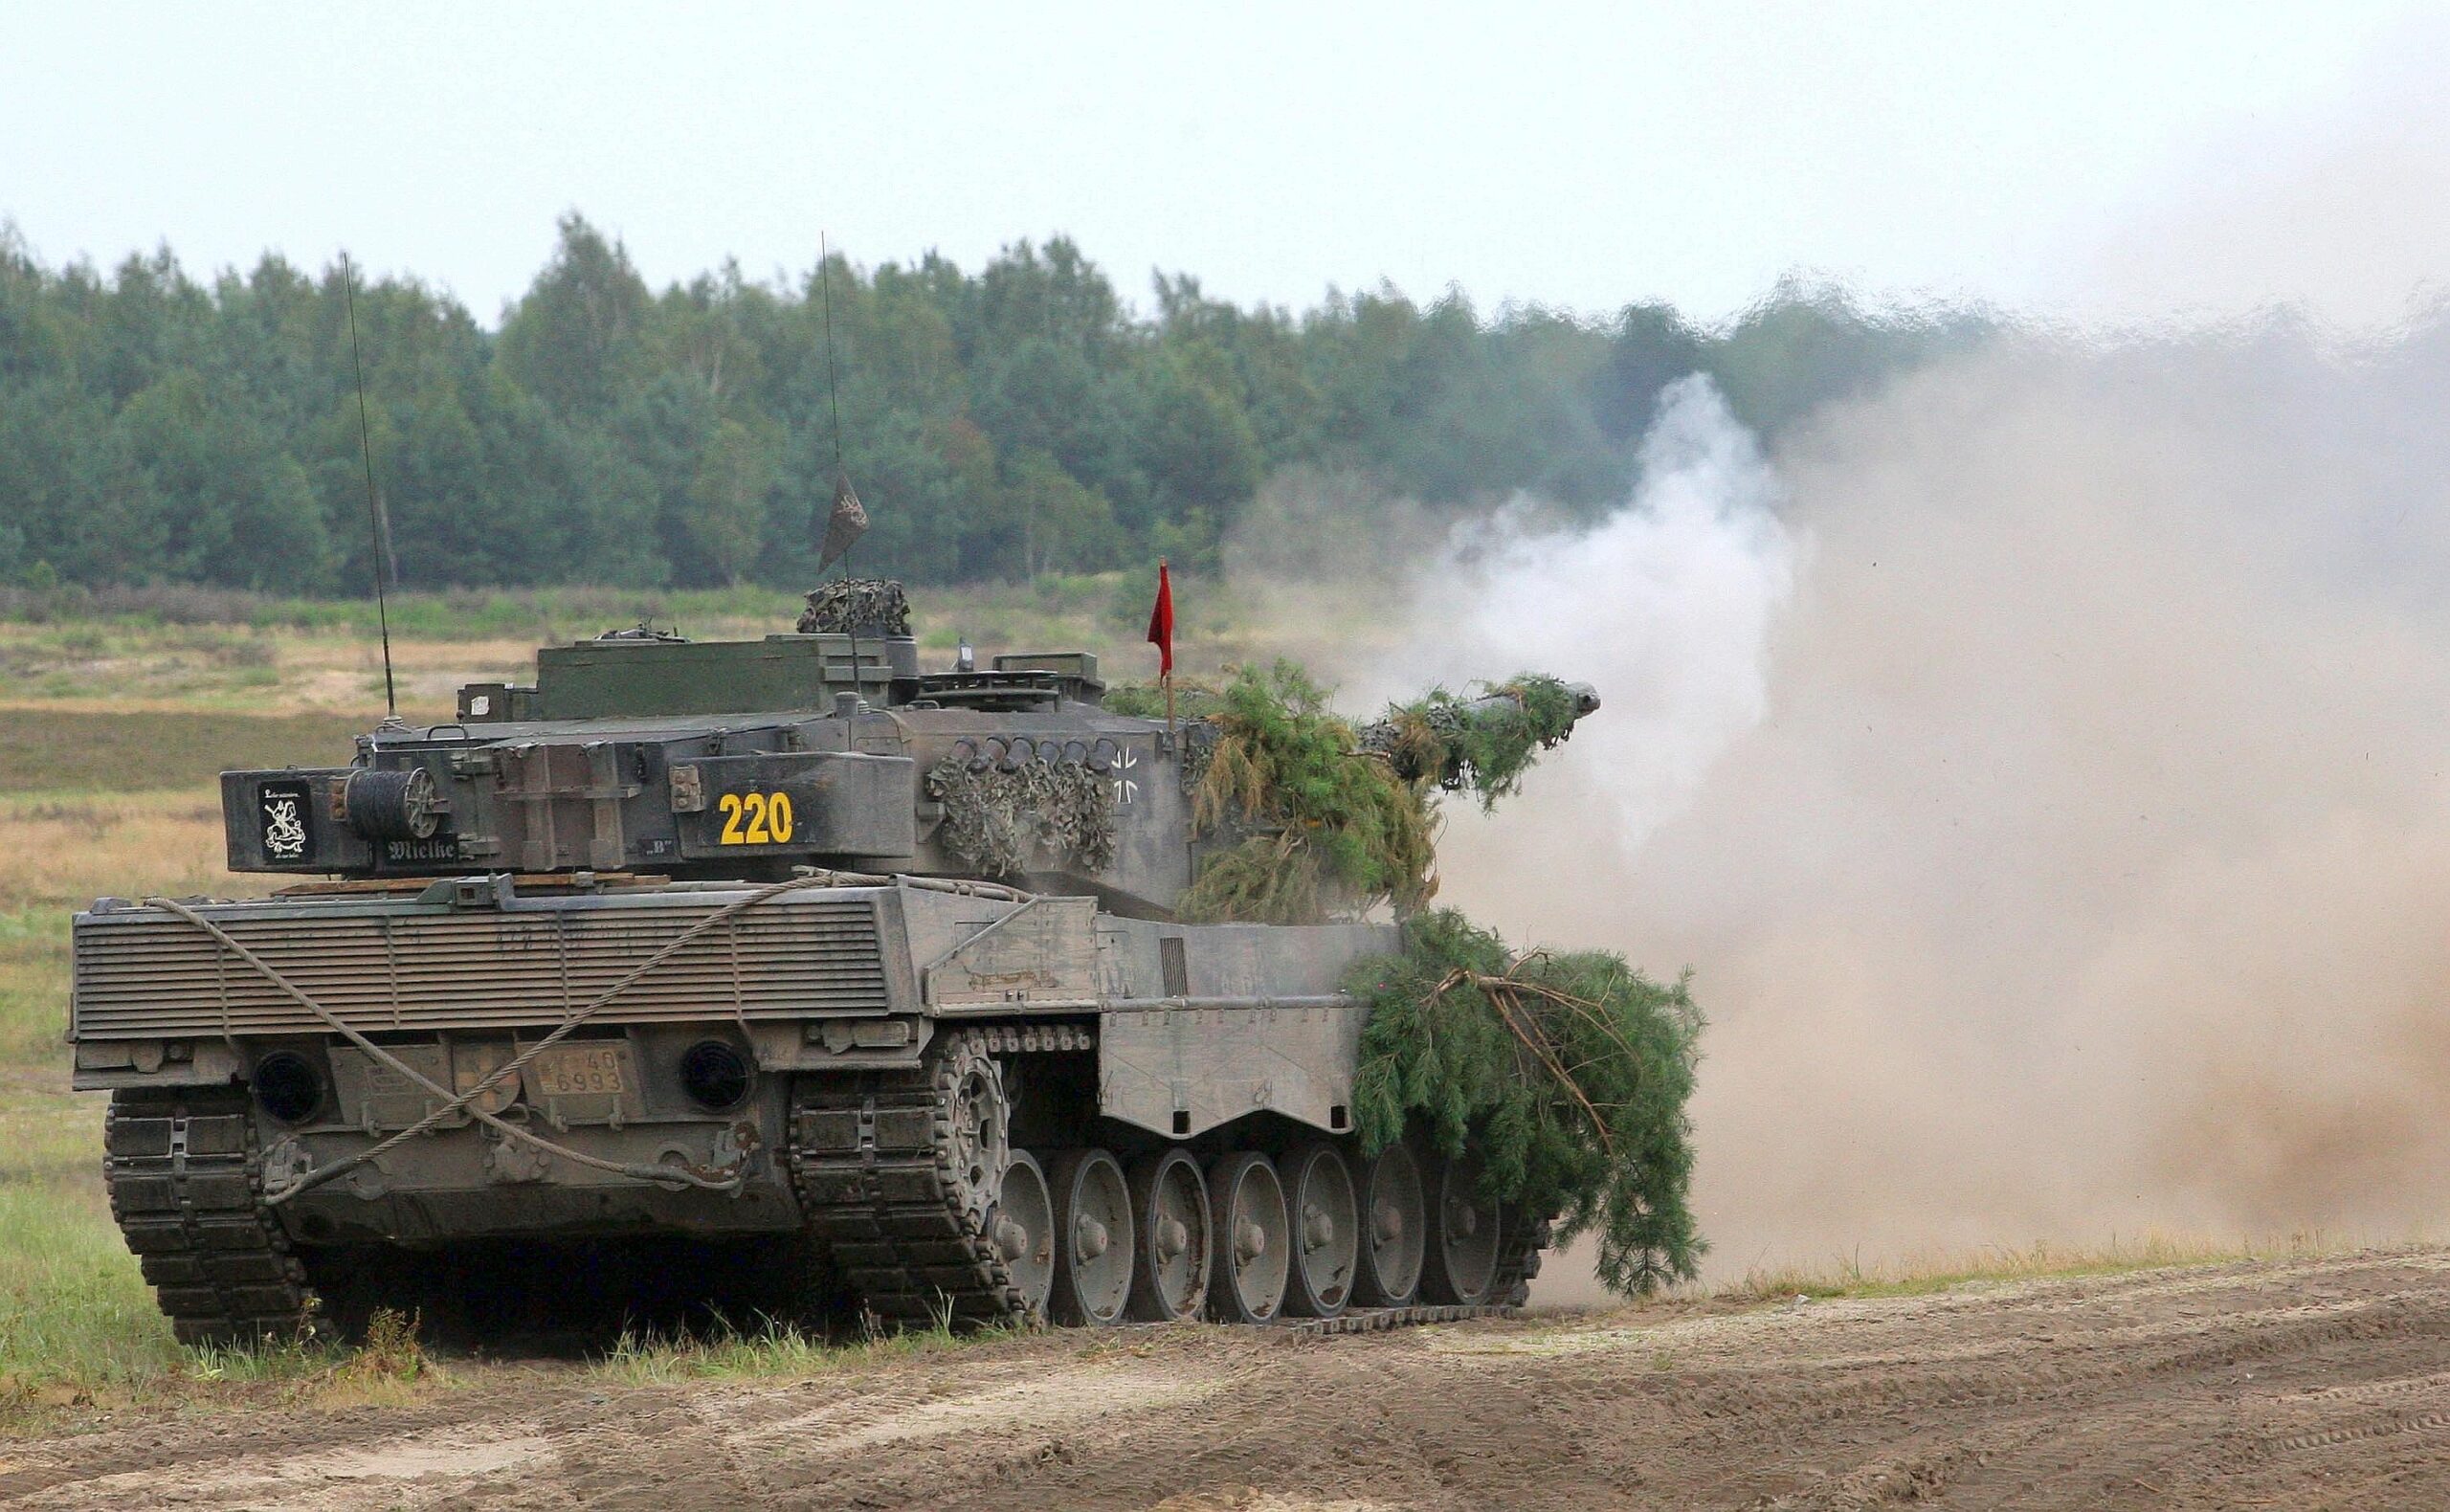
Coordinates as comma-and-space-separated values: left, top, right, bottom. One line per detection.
1360, 678, 1601, 788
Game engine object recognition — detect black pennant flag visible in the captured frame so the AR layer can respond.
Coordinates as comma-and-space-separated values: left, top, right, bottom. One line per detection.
818, 471, 869, 570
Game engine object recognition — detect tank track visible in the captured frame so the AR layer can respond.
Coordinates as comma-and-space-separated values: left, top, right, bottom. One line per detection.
786, 1032, 1040, 1328
787, 1031, 1560, 1331
102, 1054, 1552, 1345
1289, 1302, 1519, 1335
103, 1087, 317, 1346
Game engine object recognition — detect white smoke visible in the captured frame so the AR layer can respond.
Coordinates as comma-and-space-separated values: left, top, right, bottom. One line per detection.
1365, 374, 1799, 851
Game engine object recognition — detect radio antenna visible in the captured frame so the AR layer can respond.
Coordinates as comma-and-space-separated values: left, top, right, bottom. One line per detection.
820, 232, 845, 481
818, 233, 861, 691
340, 253, 398, 719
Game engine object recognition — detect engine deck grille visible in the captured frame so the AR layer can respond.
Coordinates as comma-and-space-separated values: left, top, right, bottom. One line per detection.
72, 891, 894, 1038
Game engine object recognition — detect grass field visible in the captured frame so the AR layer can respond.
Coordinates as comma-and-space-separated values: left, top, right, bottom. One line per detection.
0, 790, 243, 1407
0, 571, 1354, 714
0, 712, 368, 795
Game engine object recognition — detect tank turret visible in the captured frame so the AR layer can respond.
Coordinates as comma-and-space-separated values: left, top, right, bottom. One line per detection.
220, 602, 1170, 897
218, 587, 1600, 922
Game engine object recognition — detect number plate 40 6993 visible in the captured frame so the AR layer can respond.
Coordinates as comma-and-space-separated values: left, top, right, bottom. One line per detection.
525, 1043, 631, 1100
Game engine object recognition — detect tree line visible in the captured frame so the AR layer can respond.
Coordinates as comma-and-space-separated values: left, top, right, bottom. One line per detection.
0, 215, 1994, 593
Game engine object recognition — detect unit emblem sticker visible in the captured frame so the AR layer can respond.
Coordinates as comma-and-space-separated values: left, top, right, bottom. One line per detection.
258, 780, 312, 862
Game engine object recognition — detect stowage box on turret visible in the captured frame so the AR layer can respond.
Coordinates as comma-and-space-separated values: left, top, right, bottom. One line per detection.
69, 589, 1597, 1340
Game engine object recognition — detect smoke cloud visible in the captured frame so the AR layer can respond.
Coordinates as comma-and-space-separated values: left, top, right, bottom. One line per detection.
1354, 376, 1799, 852
1338, 320, 2450, 1284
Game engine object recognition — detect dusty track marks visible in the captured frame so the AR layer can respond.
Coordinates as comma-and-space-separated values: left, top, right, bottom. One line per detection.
15, 1249, 2450, 1508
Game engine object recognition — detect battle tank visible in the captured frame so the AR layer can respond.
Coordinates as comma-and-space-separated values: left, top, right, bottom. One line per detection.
69, 585, 1599, 1342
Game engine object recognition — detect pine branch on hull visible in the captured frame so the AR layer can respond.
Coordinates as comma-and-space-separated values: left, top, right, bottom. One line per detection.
1348, 911, 1704, 1298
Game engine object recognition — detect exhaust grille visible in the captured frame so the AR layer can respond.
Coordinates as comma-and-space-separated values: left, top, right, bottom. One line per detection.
72, 891, 893, 1038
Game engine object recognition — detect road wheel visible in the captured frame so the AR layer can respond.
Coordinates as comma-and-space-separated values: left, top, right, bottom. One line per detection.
1205, 1151, 1290, 1324
1353, 1141, 1426, 1306
1126, 1148, 1211, 1323
1049, 1148, 1134, 1325
1282, 1142, 1358, 1318
1420, 1145, 1502, 1305
987, 1149, 1055, 1323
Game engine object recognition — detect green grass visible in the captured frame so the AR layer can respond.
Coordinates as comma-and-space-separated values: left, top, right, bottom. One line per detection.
0, 569, 1382, 686
596, 1314, 1013, 1386
0, 577, 1146, 647
0, 582, 806, 642
0, 1084, 94, 1185
0, 620, 282, 704
0, 1179, 182, 1390
0, 910, 68, 1065
0, 1085, 192, 1399
0, 709, 369, 794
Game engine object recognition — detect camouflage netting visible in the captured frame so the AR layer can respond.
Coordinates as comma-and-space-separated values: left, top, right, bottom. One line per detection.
1359, 675, 1588, 810
1173, 661, 1586, 923
1180, 662, 1437, 923
798, 578, 911, 637
925, 755, 1117, 878
1348, 910, 1705, 1297
1101, 681, 1225, 721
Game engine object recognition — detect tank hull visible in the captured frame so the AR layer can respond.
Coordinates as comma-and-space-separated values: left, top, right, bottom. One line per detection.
73, 878, 1538, 1339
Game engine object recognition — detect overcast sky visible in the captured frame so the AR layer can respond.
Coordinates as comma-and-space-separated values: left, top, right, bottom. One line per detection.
2, 2, 2441, 328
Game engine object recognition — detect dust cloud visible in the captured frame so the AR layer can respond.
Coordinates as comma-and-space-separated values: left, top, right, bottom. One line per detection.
1313, 320, 2450, 1285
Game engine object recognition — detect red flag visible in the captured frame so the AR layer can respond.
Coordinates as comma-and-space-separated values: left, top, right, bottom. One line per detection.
1145, 560, 1174, 677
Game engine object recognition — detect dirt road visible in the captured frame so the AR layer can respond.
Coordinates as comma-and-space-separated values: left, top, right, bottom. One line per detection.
10, 1247, 2450, 1510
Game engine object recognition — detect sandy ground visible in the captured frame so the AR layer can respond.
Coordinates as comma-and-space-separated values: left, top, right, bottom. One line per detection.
10, 1248, 2450, 1510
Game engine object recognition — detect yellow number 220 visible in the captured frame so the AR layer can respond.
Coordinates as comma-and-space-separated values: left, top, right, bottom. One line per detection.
716, 790, 796, 845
